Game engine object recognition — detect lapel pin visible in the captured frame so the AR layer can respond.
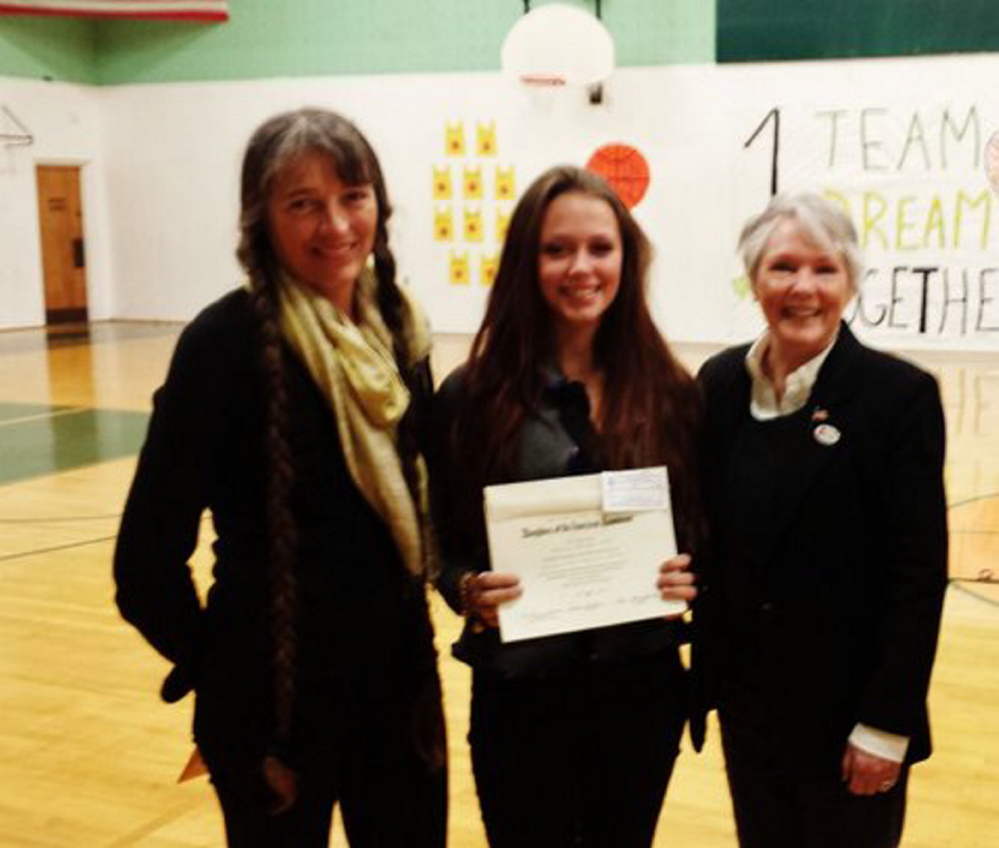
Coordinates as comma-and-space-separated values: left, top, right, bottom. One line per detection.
811, 407, 830, 422
813, 423, 841, 446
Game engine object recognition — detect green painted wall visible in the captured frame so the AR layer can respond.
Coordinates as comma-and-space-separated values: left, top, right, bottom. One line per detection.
0, 17, 97, 83
1, 0, 714, 85
717, 0, 999, 62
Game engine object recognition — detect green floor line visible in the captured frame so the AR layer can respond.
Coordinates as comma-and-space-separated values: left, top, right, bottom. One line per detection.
0, 407, 149, 485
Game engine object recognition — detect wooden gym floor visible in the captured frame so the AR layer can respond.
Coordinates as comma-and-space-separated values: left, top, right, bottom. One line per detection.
0, 322, 995, 847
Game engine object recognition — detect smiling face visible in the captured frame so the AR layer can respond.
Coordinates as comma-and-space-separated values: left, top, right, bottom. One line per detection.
753, 218, 854, 372
537, 191, 623, 343
266, 151, 378, 311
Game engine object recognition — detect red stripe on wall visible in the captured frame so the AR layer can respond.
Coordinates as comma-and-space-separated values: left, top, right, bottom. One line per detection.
0, 3, 226, 21
0, 8, 226, 20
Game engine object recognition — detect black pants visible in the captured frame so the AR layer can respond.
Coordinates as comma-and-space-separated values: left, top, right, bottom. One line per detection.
469, 650, 687, 848
195, 675, 447, 848
720, 707, 908, 848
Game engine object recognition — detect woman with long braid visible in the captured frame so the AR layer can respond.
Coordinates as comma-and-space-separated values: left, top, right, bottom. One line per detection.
114, 108, 446, 846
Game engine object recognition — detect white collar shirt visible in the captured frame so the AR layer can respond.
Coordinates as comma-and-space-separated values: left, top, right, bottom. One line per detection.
744, 332, 837, 421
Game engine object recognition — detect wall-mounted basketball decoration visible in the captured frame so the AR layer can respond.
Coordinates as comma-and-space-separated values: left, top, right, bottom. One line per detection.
586, 144, 651, 209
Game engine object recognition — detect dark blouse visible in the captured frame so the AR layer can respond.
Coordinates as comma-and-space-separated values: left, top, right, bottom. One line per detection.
429, 364, 685, 679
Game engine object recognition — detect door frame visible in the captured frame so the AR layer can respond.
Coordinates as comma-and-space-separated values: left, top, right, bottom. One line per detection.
33, 157, 97, 327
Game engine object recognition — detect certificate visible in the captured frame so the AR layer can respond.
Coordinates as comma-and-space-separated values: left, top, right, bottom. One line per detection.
484, 467, 685, 643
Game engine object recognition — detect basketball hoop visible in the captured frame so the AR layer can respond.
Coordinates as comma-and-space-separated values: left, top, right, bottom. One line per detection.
502, 3, 615, 90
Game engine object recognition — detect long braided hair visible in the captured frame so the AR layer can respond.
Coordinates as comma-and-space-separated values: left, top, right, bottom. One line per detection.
235, 108, 423, 799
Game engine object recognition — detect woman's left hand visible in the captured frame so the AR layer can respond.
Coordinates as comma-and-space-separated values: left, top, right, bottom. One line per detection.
657, 553, 697, 606
840, 742, 902, 796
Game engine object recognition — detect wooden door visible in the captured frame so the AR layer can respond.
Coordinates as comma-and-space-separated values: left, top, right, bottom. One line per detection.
36, 165, 89, 324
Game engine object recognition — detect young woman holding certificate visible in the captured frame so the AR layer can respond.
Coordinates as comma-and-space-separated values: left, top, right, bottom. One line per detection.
429, 165, 702, 848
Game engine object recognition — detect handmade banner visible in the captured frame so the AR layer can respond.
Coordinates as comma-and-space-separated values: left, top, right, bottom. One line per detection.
0, 0, 227, 19
733, 97, 999, 345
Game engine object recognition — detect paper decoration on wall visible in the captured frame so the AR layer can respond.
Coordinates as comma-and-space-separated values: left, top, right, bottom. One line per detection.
435, 119, 516, 285
586, 143, 651, 209
433, 166, 452, 200
481, 254, 499, 287
987, 131, 999, 195
477, 122, 498, 156
445, 122, 466, 157
434, 207, 453, 242
450, 252, 470, 285
463, 166, 483, 200
495, 167, 516, 201
463, 208, 484, 242
0, 0, 228, 19
495, 209, 511, 244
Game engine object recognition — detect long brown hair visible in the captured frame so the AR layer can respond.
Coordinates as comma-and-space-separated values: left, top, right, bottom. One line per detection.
236, 108, 423, 776
453, 165, 703, 549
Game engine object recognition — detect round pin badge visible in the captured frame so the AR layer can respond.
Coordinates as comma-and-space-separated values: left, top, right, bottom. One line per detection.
813, 423, 841, 446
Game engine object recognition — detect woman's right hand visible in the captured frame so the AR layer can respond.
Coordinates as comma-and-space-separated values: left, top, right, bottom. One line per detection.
462, 571, 522, 629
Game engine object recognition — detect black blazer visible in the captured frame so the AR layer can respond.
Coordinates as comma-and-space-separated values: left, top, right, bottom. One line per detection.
693, 324, 947, 778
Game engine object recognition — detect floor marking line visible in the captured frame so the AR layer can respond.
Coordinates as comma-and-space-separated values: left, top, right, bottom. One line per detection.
0, 407, 83, 427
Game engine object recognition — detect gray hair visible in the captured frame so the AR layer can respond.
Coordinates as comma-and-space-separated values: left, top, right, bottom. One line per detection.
738, 193, 863, 292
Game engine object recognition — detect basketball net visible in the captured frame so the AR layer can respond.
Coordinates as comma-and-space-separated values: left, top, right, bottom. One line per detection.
518, 73, 568, 88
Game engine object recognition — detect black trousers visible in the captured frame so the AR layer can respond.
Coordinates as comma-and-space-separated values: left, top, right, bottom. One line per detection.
195, 674, 447, 848
720, 706, 908, 848
469, 650, 687, 848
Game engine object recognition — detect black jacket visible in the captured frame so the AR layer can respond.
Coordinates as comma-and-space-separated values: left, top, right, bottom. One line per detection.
693, 324, 947, 776
114, 289, 437, 735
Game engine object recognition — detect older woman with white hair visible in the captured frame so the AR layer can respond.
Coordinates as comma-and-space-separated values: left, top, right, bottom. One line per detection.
694, 192, 948, 848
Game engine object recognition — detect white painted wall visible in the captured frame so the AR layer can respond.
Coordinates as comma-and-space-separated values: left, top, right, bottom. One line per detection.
0, 78, 112, 328
3, 56, 999, 349
93, 68, 744, 342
